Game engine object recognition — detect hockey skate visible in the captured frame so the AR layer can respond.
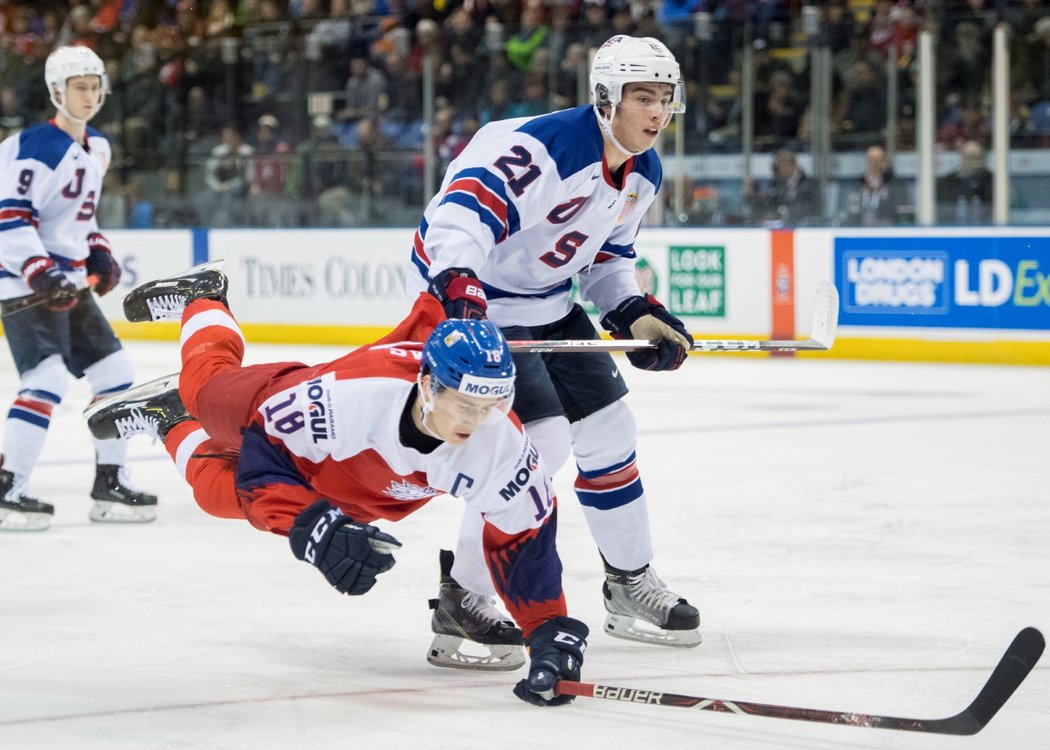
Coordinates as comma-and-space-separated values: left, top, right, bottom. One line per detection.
603, 562, 702, 648
0, 459, 54, 532
427, 550, 526, 671
88, 464, 158, 523
84, 373, 189, 442
122, 260, 228, 322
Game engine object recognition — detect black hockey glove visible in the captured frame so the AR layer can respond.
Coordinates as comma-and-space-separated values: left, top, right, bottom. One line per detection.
427, 267, 488, 319
21, 256, 79, 312
513, 616, 589, 707
288, 500, 401, 596
601, 294, 694, 371
86, 232, 121, 296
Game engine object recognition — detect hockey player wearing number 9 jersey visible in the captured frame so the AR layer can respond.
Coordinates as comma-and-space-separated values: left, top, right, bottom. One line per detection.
85, 264, 590, 705
407, 35, 701, 647
0, 46, 156, 532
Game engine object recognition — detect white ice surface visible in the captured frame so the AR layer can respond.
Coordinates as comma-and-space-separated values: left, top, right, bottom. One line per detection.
1, 341, 1048, 750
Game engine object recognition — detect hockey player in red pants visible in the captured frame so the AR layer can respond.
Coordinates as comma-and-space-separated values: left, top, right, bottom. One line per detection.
84, 263, 587, 706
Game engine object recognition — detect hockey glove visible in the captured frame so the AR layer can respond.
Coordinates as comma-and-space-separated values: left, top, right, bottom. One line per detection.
86, 232, 121, 296
288, 499, 402, 596
427, 267, 488, 319
600, 294, 694, 371
513, 616, 589, 707
21, 256, 79, 312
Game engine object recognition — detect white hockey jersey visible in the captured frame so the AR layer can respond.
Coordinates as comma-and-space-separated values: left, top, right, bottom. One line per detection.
407, 105, 661, 327
0, 121, 110, 301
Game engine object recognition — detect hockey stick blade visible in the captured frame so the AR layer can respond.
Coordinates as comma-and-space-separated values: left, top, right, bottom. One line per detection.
507, 282, 840, 354
554, 627, 1043, 735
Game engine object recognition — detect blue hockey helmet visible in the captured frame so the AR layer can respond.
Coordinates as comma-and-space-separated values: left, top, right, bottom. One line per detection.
422, 319, 516, 402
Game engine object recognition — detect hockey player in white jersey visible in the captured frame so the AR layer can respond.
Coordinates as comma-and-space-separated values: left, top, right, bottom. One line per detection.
0, 46, 156, 531
408, 35, 701, 647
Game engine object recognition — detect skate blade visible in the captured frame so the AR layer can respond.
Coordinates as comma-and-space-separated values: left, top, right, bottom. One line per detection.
83, 373, 181, 422
426, 634, 526, 671
604, 613, 702, 648
89, 501, 157, 523
0, 508, 52, 532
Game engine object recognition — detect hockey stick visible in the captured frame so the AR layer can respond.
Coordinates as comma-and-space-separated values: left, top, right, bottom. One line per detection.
554, 626, 1044, 735
1, 274, 100, 318
507, 281, 839, 353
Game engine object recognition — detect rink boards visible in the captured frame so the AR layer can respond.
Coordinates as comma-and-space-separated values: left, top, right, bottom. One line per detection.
10, 226, 1049, 365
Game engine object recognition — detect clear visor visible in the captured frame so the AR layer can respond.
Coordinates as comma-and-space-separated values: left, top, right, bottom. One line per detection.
616, 82, 686, 115
430, 381, 513, 424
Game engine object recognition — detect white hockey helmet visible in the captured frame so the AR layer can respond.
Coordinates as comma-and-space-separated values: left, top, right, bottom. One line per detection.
45, 45, 109, 123
590, 35, 685, 117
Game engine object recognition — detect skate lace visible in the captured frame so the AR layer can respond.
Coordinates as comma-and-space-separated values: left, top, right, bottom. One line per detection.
145, 294, 186, 321
116, 467, 147, 493
461, 592, 507, 626
626, 568, 681, 613
114, 407, 161, 442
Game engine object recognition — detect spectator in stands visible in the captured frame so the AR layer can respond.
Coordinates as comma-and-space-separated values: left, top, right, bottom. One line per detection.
0, 84, 29, 132
505, 5, 547, 73
337, 55, 385, 125
154, 169, 201, 228
119, 35, 165, 158
346, 117, 392, 225
580, 1, 612, 49
307, 0, 355, 90
745, 148, 822, 226
250, 113, 294, 226
480, 78, 514, 125
409, 18, 444, 77
506, 75, 548, 119
437, 41, 485, 115
833, 29, 884, 100
938, 140, 993, 224
552, 41, 590, 109
286, 113, 355, 226
825, 1, 855, 55
938, 22, 988, 112
756, 70, 804, 148
836, 58, 886, 147
382, 49, 422, 123
127, 179, 155, 229
205, 0, 235, 38
98, 171, 129, 230
937, 100, 991, 149
431, 106, 466, 176
843, 144, 910, 226
204, 124, 254, 227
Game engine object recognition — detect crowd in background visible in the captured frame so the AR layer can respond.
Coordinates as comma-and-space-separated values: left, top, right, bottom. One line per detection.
2, 0, 1049, 228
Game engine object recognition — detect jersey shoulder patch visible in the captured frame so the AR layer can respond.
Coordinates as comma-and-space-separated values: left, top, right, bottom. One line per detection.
16, 123, 73, 171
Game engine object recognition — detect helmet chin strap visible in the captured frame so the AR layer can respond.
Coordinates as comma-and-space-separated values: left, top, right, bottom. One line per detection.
416, 373, 445, 441
50, 89, 103, 126
594, 104, 644, 157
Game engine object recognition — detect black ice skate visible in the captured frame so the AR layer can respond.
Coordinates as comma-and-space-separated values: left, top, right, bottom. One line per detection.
427, 549, 526, 671
84, 373, 190, 442
89, 464, 158, 523
122, 260, 228, 322
603, 562, 702, 648
0, 458, 54, 532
